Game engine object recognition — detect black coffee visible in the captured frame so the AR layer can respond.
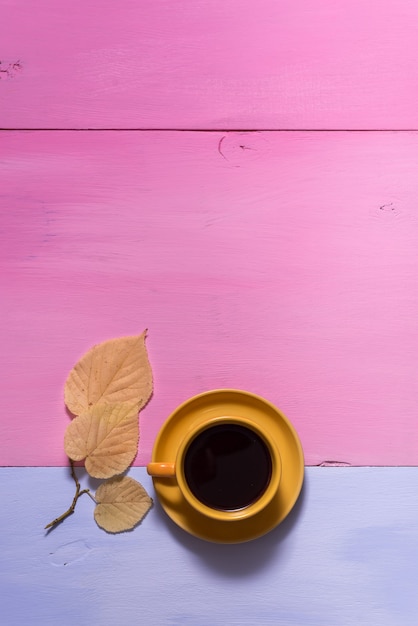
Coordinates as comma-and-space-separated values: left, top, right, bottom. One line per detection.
184, 424, 272, 511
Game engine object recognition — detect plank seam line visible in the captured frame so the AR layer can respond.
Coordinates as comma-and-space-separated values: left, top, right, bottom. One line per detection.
1, 128, 418, 133
1, 465, 417, 469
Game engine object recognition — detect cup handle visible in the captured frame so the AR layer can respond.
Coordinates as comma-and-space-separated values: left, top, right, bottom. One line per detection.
147, 462, 175, 477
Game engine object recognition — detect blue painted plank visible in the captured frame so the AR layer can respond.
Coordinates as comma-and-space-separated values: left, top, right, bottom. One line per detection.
1, 468, 418, 625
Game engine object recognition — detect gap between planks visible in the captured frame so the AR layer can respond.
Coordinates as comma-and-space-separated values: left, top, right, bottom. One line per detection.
2, 128, 418, 133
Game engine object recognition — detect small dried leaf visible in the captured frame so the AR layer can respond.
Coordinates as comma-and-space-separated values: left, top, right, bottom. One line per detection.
94, 476, 152, 533
64, 332, 153, 416
64, 403, 139, 478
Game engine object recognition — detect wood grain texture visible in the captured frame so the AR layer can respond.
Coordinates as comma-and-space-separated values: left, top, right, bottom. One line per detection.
2, 130, 418, 466
1, 0, 418, 129
2, 467, 418, 625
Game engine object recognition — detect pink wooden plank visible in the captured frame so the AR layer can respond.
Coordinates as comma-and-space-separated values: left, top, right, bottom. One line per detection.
1, 1, 418, 129
2, 130, 418, 466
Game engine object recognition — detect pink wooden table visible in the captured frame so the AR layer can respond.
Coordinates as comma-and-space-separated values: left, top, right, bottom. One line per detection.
2, 130, 418, 467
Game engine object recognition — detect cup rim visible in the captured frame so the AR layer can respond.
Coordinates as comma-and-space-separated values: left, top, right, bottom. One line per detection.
174, 415, 282, 522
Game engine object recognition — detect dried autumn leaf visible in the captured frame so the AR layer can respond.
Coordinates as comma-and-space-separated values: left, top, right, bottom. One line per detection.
64, 403, 139, 479
64, 332, 153, 416
94, 476, 152, 533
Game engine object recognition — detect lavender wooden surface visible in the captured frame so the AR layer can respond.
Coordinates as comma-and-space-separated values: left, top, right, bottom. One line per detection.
1, 0, 418, 129
2, 467, 418, 626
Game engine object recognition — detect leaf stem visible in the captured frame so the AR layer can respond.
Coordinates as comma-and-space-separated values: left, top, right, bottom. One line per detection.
45, 459, 91, 530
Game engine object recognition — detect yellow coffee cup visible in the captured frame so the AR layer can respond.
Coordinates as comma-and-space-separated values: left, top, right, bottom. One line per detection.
147, 415, 282, 523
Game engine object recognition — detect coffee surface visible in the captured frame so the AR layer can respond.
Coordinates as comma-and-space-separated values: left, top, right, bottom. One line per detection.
184, 424, 272, 510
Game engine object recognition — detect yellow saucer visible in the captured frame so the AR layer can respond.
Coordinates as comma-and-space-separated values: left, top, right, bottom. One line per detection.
150, 389, 304, 543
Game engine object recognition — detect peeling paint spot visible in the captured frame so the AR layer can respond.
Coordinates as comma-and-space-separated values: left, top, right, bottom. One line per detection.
317, 460, 351, 467
0, 60, 23, 80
